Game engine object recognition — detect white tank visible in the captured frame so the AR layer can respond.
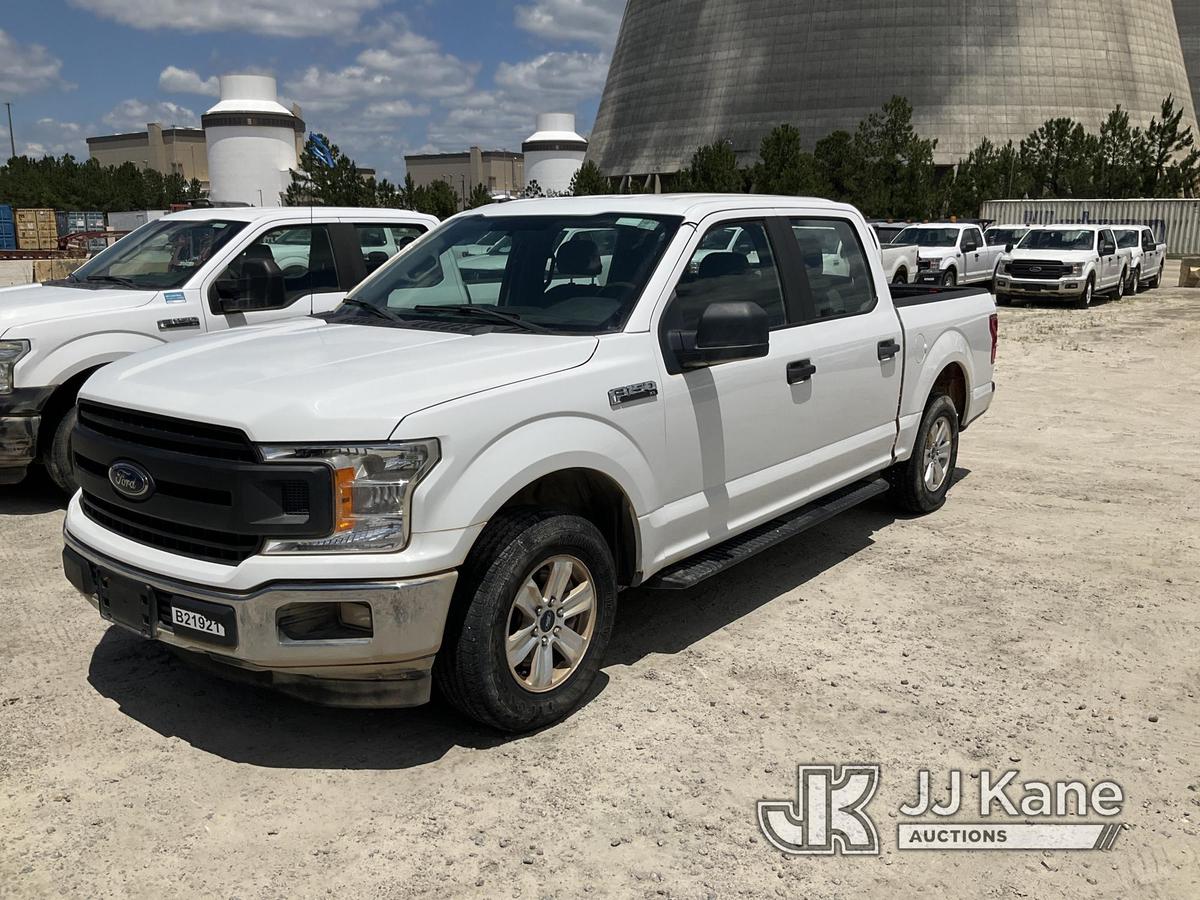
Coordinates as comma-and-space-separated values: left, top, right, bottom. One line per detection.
522, 113, 588, 195
203, 75, 301, 207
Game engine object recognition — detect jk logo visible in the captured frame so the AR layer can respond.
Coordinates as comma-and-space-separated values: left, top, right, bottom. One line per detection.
758, 764, 881, 855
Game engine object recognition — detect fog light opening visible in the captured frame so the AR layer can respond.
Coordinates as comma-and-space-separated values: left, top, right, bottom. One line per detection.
277, 602, 373, 640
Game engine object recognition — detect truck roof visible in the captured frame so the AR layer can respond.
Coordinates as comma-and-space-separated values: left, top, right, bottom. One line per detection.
465, 193, 861, 224
161, 206, 436, 223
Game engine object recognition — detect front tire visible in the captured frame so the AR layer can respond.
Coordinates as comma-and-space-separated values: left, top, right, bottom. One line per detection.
43, 405, 78, 495
1074, 276, 1095, 309
941, 268, 957, 287
887, 394, 959, 514
996, 292, 1012, 306
435, 509, 617, 732
1128, 266, 1140, 295
1113, 269, 1127, 299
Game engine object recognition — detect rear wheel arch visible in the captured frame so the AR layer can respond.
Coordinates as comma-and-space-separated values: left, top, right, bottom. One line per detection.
930, 362, 968, 424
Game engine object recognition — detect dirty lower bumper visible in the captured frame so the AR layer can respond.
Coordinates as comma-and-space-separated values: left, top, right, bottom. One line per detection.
63, 532, 458, 708
0, 386, 53, 484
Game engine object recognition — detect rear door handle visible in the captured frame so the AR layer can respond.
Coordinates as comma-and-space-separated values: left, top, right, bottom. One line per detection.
877, 338, 901, 361
787, 359, 817, 384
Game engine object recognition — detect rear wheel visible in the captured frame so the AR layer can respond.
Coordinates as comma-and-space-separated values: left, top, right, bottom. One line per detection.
887, 394, 959, 514
892, 268, 907, 285
43, 404, 78, 495
435, 509, 617, 732
941, 268, 957, 287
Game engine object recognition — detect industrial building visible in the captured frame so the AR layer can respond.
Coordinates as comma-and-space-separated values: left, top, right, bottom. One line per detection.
1178, 0, 1200, 115
522, 113, 587, 195
404, 147, 524, 207
86, 124, 209, 186
588, 0, 1199, 178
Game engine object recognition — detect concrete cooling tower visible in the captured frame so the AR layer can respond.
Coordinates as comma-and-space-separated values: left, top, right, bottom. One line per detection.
1178, 0, 1200, 115
588, 0, 1199, 177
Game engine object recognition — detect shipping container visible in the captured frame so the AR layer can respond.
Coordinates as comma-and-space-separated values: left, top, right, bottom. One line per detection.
0, 204, 13, 224
980, 198, 1200, 256
55, 210, 68, 237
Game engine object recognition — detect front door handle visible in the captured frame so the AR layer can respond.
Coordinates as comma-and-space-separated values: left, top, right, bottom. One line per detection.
786, 359, 817, 384
877, 338, 901, 361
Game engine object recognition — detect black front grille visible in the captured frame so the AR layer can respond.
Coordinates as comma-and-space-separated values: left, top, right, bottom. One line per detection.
81, 494, 261, 564
73, 401, 333, 566
77, 402, 256, 462
1008, 260, 1069, 279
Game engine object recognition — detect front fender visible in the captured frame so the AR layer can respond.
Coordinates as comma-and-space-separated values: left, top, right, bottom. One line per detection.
21, 330, 167, 390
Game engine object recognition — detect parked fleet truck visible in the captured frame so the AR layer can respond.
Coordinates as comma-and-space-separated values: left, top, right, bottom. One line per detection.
61, 194, 997, 732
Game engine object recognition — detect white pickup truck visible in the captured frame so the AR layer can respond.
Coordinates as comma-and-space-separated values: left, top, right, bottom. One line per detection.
0, 206, 437, 492
61, 194, 997, 732
1112, 225, 1166, 294
895, 222, 1004, 288
994, 225, 1129, 308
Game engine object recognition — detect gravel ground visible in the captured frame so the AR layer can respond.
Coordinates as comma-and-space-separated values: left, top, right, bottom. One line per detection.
2, 267, 1198, 899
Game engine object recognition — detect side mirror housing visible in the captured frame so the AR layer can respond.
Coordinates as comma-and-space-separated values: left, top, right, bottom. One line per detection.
673, 301, 770, 369
213, 258, 289, 313
1004, 242, 1014, 254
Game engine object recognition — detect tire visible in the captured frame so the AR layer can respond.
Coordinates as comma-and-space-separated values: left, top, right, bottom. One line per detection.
43, 404, 78, 495
1113, 269, 1126, 300
1129, 266, 1140, 296
887, 394, 959, 515
1149, 268, 1161, 289
941, 268, 957, 287
1074, 275, 1095, 309
996, 293, 1012, 307
892, 268, 907, 285
435, 509, 617, 732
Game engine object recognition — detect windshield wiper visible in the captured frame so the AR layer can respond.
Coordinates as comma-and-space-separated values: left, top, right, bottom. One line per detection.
338, 298, 407, 325
84, 274, 140, 288
413, 304, 552, 334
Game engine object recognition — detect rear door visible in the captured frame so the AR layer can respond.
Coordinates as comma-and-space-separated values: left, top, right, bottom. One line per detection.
1141, 228, 1163, 278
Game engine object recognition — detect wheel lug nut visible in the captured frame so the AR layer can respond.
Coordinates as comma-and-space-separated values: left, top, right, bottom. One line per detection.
554, 626, 561, 634
540, 636, 548, 645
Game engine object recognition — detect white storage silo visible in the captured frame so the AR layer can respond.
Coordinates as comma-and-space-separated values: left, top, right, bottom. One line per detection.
522, 113, 588, 195
203, 75, 302, 207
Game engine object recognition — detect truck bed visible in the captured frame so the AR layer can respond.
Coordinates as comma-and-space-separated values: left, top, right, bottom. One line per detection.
889, 283, 993, 307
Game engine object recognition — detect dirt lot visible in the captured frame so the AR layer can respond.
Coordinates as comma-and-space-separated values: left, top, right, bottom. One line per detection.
2, 267, 1198, 899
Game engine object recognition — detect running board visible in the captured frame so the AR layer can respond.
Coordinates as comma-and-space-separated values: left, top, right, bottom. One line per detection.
643, 478, 890, 590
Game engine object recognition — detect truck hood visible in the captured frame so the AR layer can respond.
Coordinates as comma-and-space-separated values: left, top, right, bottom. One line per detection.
81, 319, 599, 442
0, 282, 155, 336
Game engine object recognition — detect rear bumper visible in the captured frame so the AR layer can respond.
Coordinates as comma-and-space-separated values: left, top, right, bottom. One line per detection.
63, 531, 459, 707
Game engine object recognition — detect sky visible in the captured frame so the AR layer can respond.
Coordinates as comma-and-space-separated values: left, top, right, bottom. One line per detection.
0, 0, 625, 180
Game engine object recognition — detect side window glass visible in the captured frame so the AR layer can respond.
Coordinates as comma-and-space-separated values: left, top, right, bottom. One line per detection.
222, 224, 339, 305
789, 219, 876, 321
668, 220, 785, 331
353, 223, 427, 274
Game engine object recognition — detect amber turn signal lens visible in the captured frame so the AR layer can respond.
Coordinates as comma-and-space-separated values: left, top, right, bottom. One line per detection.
334, 466, 356, 531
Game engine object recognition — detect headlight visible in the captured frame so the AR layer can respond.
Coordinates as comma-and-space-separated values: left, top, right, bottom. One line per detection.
0, 340, 31, 395
259, 440, 439, 554
1070, 263, 1084, 276
999, 261, 1010, 275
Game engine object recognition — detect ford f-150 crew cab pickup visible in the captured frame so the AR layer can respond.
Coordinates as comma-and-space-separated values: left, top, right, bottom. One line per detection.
994, 224, 1128, 308
1112, 225, 1166, 294
894, 222, 1004, 288
61, 194, 997, 732
0, 206, 437, 492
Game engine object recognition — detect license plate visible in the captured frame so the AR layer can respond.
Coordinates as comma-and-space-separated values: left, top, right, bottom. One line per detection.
97, 571, 157, 638
165, 596, 238, 648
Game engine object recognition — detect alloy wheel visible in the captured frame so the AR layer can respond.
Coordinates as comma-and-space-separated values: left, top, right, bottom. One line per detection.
505, 555, 596, 693
922, 416, 953, 492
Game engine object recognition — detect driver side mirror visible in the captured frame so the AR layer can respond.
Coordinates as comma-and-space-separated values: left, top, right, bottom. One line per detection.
212, 258, 288, 313
1004, 242, 1014, 254
673, 301, 770, 370
1100, 242, 1116, 256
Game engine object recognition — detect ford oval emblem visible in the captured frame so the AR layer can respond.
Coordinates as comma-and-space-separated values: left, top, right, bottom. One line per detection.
108, 461, 155, 501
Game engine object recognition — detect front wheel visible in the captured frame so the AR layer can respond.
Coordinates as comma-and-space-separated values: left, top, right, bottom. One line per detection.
941, 268, 957, 287
996, 292, 1012, 307
1114, 269, 1127, 299
1074, 276, 1095, 309
44, 404, 79, 495
1128, 266, 1140, 295
887, 394, 959, 514
435, 510, 617, 732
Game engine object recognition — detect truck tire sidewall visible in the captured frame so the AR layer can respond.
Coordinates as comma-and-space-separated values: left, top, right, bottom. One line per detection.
1115, 268, 1126, 298
1076, 276, 1094, 309
893, 268, 906, 285
44, 405, 78, 495
892, 395, 959, 514
941, 268, 957, 287
1130, 266, 1140, 295
440, 512, 617, 732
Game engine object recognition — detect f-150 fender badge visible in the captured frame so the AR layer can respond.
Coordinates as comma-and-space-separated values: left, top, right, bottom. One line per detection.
157, 317, 201, 331
608, 381, 658, 408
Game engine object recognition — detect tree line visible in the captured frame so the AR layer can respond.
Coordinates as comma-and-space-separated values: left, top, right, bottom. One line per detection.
0, 154, 205, 212
570, 95, 1200, 220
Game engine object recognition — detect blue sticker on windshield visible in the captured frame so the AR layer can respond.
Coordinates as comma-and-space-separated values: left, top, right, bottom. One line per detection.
164, 291, 185, 303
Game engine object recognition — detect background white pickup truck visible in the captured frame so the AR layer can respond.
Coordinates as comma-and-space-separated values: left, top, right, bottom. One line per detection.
0, 206, 437, 491
1113, 225, 1166, 293
62, 194, 997, 732
878, 242, 919, 284
995, 225, 1129, 308
896, 222, 1004, 288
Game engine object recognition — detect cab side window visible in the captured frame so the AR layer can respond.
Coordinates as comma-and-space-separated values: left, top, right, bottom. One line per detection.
220, 224, 339, 305
1142, 230, 1156, 252
666, 220, 785, 331
354, 223, 427, 275
788, 218, 876, 320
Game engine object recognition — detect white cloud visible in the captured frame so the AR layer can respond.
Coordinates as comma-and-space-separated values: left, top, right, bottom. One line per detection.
158, 66, 219, 97
494, 51, 609, 99
102, 99, 198, 131
514, 0, 624, 48
0, 29, 72, 95
3, 117, 87, 158
363, 100, 430, 120
70, 0, 381, 39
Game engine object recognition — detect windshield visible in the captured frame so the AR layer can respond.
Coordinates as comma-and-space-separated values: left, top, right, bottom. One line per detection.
71, 218, 247, 290
1116, 231, 1139, 249
344, 213, 682, 334
1019, 229, 1096, 252
894, 227, 959, 248
985, 228, 1027, 246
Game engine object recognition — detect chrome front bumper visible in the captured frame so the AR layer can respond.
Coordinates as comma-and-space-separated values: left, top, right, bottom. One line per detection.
994, 276, 1082, 297
64, 531, 458, 707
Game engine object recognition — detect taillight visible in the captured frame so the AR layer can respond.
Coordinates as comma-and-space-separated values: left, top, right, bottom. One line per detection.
989, 313, 999, 364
